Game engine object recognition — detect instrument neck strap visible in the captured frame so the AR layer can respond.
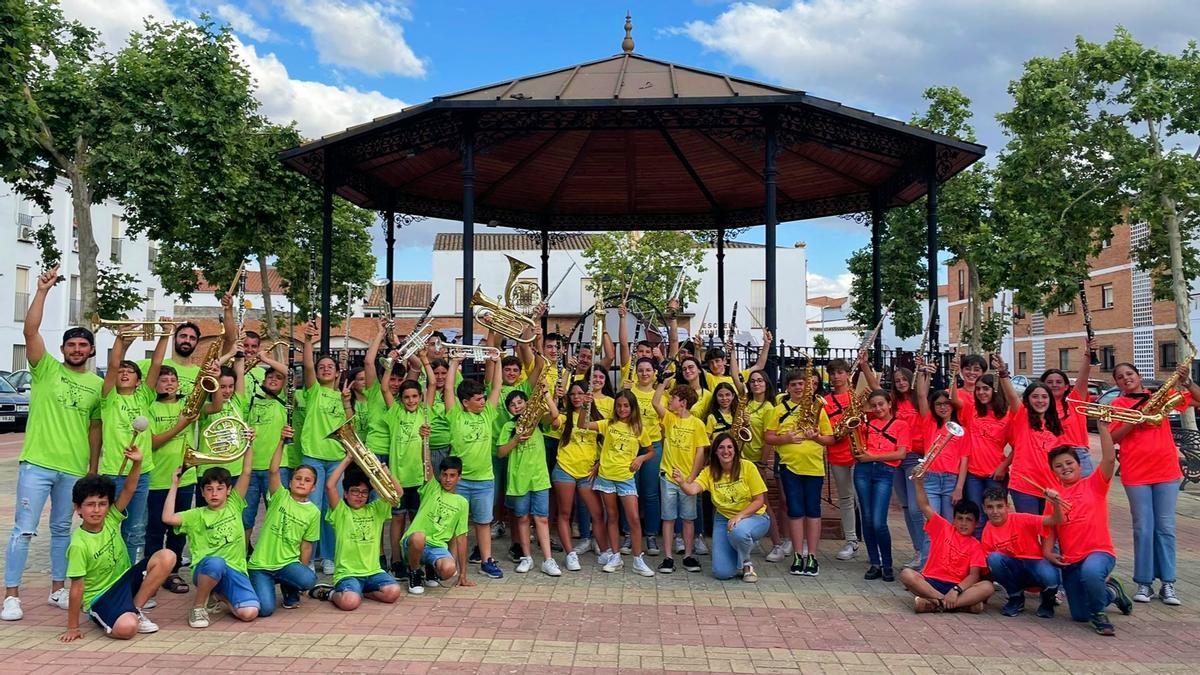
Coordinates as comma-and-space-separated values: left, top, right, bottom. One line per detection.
868, 417, 897, 445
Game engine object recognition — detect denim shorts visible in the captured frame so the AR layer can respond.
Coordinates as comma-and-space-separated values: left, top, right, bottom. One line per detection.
779, 466, 823, 519
659, 476, 697, 520
402, 533, 454, 567
455, 478, 495, 524
392, 487, 421, 515
333, 571, 400, 595
193, 556, 260, 609
551, 463, 591, 486
88, 558, 147, 632
592, 476, 637, 496
506, 489, 550, 518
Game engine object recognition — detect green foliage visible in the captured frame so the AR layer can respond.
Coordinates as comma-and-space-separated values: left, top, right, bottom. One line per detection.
846, 205, 927, 339
32, 220, 60, 270
582, 231, 706, 312
812, 333, 830, 356
961, 311, 1010, 353
273, 197, 377, 320
93, 264, 143, 320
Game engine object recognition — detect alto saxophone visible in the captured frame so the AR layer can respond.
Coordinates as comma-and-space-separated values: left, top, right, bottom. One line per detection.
514, 372, 550, 440
730, 395, 754, 444
182, 327, 225, 420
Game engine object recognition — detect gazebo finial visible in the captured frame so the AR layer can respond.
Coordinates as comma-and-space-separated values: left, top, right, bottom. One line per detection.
621, 12, 634, 54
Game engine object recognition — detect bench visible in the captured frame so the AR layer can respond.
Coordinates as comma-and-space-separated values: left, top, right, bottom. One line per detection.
1172, 428, 1200, 488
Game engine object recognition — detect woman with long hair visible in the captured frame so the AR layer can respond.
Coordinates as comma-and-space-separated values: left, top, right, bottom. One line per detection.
626, 357, 665, 556
994, 355, 1062, 514
551, 381, 610, 571
1039, 339, 1096, 476
856, 389, 910, 582
745, 371, 789, 563
675, 355, 713, 415
914, 360, 968, 523
963, 373, 1013, 536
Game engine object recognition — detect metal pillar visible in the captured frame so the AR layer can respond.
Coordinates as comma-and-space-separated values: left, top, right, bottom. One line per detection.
385, 211, 395, 307
870, 194, 884, 370
320, 154, 335, 353
716, 225, 726, 342
926, 149, 941, 383
540, 225, 550, 338
461, 121, 476, 345
764, 115, 779, 372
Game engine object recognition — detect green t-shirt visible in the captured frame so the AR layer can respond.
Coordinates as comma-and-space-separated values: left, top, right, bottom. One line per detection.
202, 392, 249, 475
326, 498, 390, 582
245, 366, 265, 397
99, 386, 156, 476
20, 355, 103, 476
387, 404, 427, 488
247, 488, 320, 571
403, 479, 469, 549
175, 490, 248, 574
361, 384, 391, 457
486, 381, 529, 438
148, 399, 196, 489
138, 358, 199, 397
499, 420, 550, 497
247, 394, 288, 472
66, 509, 129, 609
427, 393, 450, 448
299, 384, 346, 461
446, 403, 498, 481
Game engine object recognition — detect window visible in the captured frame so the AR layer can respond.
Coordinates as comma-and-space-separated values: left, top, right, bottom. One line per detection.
454, 278, 464, 311
750, 280, 766, 328
148, 241, 158, 265
1058, 348, 1071, 371
579, 277, 593, 313
1012, 304, 1025, 320
1100, 346, 1116, 372
957, 269, 965, 300
145, 288, 156, 320
12, 345, 27, 371
1161, 342, 1179, 369
69, 275, 81, 324
1058, 300, 1076, 315
17, 213, 34, 242
1018, 351, 1027, 370
1101, 237, 1112, 249
1100, 284, 1114, 309
110, 215, 122, 263
72, 223, 78, 252
14, 266, 29, 322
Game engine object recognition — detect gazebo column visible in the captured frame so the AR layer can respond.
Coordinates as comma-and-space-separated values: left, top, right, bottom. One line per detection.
540, 224, 550, 337
320, 151, 335, 353
870, 194, 884, 370
461, 121, 476, 345
385, 210, 396, 307
925, 149, 941, 384
763, 115, 779, 371
716, 224, 725, 342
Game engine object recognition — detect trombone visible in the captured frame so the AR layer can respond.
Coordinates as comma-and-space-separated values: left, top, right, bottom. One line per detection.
88, 313, 185, 339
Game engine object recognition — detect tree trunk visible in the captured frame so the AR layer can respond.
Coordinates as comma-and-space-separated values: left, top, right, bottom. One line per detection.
967, 260, 982, 353
68, 165, 99, 325
256, 250, 278, 340
1162, 194, 1196, 430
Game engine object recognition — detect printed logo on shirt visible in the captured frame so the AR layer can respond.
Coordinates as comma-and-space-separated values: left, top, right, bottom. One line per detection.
990, 532, 1021, 557
940, 535, 974, 572
346, 508, 378, 543
268, 506, 302, 549
456, 415, 487, 444
202, 511, 242, 549
56, 375, 98, 415
430, 492, 458, 529
713, 479, 746, 506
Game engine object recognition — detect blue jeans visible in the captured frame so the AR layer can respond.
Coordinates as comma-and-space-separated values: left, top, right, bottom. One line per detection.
854, 461, 895, 568
243, 469, 272, 531
5, 462, 79, 586
1061, 552, 1116, 622
893, 453, 926, 559
964, 475, 1006, 538
1010, 490, 1045, 515
711, 513, 770, 579
1124, 481, 1178, 584
304, 456, 344, 562
192, 557, 260, 610
107, 472, 150, 563
249, 562, 317, 617
146, 485, 194, 573
922, 471, 957, 523
987, 552, 1060, 596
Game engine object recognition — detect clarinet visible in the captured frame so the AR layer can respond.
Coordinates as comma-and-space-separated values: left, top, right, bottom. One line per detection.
284, 303, 296, 443
1078, 281, 1100, 366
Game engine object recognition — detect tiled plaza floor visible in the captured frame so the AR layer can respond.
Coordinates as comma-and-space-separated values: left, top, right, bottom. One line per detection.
0, 433, 1197, 673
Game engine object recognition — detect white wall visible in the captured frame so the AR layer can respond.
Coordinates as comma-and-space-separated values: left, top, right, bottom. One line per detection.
809, 297, 949, 352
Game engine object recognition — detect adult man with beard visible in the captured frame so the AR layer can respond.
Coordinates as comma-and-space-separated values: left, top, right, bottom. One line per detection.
137, 323, 202, 397
3, 268, 104, 621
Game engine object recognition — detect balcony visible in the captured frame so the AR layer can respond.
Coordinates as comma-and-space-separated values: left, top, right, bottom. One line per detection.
110, 237, 123, 263
14, 293, 28, 322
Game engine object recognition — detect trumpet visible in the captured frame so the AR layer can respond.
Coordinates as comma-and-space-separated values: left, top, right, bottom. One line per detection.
910, 421, 963, 480
439, 341, 501, 363
1069, 397, 1165, 425
88, 313, 185, 339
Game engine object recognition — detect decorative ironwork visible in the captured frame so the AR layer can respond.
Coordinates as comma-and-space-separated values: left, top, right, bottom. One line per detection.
778, 105, 921, 161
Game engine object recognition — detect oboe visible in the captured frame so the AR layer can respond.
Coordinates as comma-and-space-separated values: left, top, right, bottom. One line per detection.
1078, 281, 1100, 366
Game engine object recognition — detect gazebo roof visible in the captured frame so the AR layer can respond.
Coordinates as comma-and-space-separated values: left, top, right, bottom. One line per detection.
281, 37, 985, 231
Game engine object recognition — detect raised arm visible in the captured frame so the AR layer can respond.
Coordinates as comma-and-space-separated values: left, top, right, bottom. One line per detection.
302, 320, 318, 387
913, 467, 936, 521
618, 304, 631, 369
23, 268, 58, 367
220, 292, 237, 353
486, 355, 503, 408
365, 319, 385, 388
145, 330, 170, 391
993, 354, 1020, 410
1073, 336, 1097, 399
747, 329, 772, 374
858, 349, 880, 392
113, 445, 144, 513
103, 333, 134, 395
1097, 417, 1116, 481
651, 379, 668, 417
444, 358, 462, 411
234, 441, 253, 498
326, 454, 354, 510
915, 360, 933, 417
380, 353, 397, 409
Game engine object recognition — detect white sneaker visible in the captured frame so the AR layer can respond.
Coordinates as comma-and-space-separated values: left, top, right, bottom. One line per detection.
136, 611, 159, 634
602, 553, 624, 573
321, 559, 335, 576
694, 536, 709, 555
674, 536, 685, 554
490, 521, 506, 539
780, 539, 794, 557
835, 541, 859, 561
565, 551, 582, 572
515, 556, 533, 573
591, 539, 602, 555
541, 559, 562, 577
571, 537, 592, 555
1161, 582, 1181, 606
619, 535, 632, 554
141, 597, 158, 610
188, 606, 209, 628
1, 596, 22, 621
765, 543, 788, 563
632, 554, 655, 577
1133, 584, 1154, 603
48, 588, 70, 610
646, 535, 660, 556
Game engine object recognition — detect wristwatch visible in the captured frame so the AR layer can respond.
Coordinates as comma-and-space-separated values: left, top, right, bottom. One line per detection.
952, 584, 964, 594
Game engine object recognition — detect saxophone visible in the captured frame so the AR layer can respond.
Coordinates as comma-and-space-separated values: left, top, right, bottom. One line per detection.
328, 416, 400, 505
514, 371, 550, 440
779, 351, 822, 436
182, 327, 225, 419
730, 395, 754, 444
1142, 330, 1197, 420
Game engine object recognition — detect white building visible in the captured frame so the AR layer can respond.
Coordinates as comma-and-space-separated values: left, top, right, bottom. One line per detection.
0, 179, 178, 372
430, 232, 807, 345
807, 293, 950, 353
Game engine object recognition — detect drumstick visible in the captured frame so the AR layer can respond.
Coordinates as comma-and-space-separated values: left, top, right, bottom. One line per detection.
118, 416, 150, 476
1017, 474, 1073, 510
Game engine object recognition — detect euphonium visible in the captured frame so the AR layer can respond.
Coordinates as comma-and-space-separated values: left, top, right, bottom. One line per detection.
471, 287, 535, 343
910, 421, 964, 480
182, 328, 225, 419
329, 416, 400, 505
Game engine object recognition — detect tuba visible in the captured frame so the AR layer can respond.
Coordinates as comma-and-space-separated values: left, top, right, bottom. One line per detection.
329, 416, 400, 506
471, 256, 537, 343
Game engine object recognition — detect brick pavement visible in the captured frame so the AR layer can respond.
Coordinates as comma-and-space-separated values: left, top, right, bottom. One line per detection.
0, 432, 1197, 674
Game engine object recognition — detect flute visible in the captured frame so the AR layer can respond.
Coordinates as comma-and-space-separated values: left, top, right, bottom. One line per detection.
1078, 281, 1100, 366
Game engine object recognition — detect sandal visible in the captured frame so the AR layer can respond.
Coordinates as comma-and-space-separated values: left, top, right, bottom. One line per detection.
163, 574, 190, 594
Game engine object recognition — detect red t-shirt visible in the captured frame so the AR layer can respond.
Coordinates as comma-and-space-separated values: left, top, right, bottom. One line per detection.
1046, 471, 1115, 565
893, 398, 923, 453
824, 391, 854, 466
863, 416, 910, 468
1055, 396, 1090, 448
1108, 390, 1190, 486
981, 512, 1045, 561
1007, 408, 1060, 497
921, 514, 987, 584
954, 388, 978, 427
917, 413, 966, 476
966, 410, 1014, 478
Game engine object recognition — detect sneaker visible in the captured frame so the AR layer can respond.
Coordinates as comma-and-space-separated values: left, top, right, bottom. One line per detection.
515, 556, 533, 574
602, 553, 624, 573
490, 521, 506, 539
674, 536, 685, 554
881, 567, 895, 583
48, 588, 70, 610
424, 564, 441, 587
632, 553, 655, 577
136, 610, 159, 634
789, 553, 804, 576
141, 597, 158, 610
282, 591, 301, 609
694, 536, 709, 555
682, 556, 702, 573
1, 597, 22, 621
205, 597, 227, 617
1036, 588, 1056, 618
780, 539, 794, 558
180, 554, 191, 568
658, 557, 675, 574
863, 565, 882, 581
590, 538, 602, 555
308, 583, 334, 601
619, 535, 632, 555
407, 568, 426, 595
1107, 577, 1133, 616
598, 550, 615, 567
905, 555, 924, 570
835, 541, 858, 561
645, 535, 660, 556
571, 538, 592, 555
321, 559, 335, 576
481, 558, 504, 579
541, 559, 562, 577
187, 606, 209, 629
802, 554, 819, 577
565, 551, 582, 572
766, 543, 788, 563
469, 546, 482, 564
1160, 582, 1181, 606
509, 542, 523, 563
742, 564, 758, 583
1133, 583, 1154, 603
390, 560, 407, 580
1090, 611, 1115, 636
1056, 588, 1066, 606
1001, 595, 1026, 617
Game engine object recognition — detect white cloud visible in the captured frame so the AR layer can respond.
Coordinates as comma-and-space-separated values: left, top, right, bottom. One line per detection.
215, 3, 276, 42
59, 0, 175, 49
279, 0, 427, 77
807, 271, 853, 298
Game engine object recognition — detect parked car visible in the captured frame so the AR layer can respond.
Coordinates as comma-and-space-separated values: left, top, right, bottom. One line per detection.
1087, 379, 1108, 402
1085, 380, 1180, 433
4, 369, 31, 393
1010, 374, 1030, 396
0, 378, 30, 432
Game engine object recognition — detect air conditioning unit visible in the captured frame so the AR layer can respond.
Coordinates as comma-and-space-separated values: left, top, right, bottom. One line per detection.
17, 214, 34, 242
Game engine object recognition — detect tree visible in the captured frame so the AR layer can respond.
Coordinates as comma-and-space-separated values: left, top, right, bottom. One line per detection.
812, 333, 830, 356
582, 231, 706, 313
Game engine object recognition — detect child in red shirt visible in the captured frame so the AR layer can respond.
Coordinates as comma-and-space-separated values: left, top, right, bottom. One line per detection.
981, 487, 1061, 617
898, 472, 994, 613
963, 375, 1014, 537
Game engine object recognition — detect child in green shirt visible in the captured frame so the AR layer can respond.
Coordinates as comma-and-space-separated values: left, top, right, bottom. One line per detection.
145, 364, 202, 595
247, 433, 319, 616
380, 354, 436, 577
243, 366, 291, 538
402, 456, 471, 594
444, 354, 503, 578
59, 445, 175, 642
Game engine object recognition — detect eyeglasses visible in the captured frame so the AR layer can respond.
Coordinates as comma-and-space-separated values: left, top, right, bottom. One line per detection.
347, 488, 370, 497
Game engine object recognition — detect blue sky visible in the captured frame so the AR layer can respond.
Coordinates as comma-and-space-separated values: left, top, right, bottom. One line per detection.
62, 0, 1200, 297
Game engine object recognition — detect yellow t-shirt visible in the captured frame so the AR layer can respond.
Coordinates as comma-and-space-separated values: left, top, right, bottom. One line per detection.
697, 459, 768, 519
742, 399, 775, 462
659, 411, 709, 485
629, 386, 663, 442
690, 389, 712, 419
555, 413, 600, 479
765, 400, 832, 477
594, 394, 614, 421
596, 419, 652, 482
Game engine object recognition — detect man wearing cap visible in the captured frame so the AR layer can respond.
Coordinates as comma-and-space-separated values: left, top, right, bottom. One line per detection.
3, 268, 104, 621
